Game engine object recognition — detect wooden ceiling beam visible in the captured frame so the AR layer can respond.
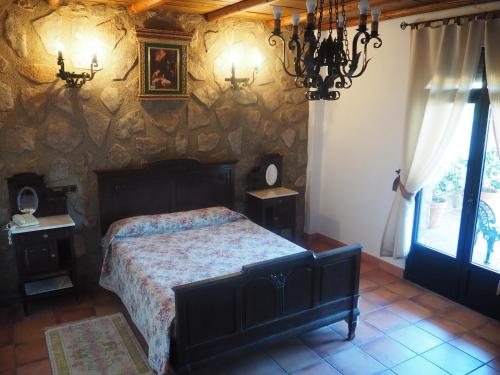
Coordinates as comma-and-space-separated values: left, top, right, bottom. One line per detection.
129, 0, 170, 14
205, 0, 277, 22
266, 0, 494, 30
265, 0, 360, 28
266, 11, 307, 28
323, 0, 495, 29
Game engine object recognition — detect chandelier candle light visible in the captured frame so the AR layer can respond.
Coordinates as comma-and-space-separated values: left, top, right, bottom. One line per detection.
269, 0, 382, 100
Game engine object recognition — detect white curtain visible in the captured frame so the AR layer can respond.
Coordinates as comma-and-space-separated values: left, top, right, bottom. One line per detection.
381, 20, 484, 258
486, 18, 500, 158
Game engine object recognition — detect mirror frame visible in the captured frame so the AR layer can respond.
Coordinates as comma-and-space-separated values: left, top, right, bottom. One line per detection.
265, 163, 279, 186
16, 186, 39, 214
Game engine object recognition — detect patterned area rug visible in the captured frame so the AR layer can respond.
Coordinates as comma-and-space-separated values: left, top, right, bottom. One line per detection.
45, 313, 152, 375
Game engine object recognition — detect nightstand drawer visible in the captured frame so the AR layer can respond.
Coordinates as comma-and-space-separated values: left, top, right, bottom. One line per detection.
262, 196, 292, 207
17, 228, 70, 245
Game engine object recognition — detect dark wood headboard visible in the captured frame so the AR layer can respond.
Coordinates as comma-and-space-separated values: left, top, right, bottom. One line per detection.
95, 159, 237, 234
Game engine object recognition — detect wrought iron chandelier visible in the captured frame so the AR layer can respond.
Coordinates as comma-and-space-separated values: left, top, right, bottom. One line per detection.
269, 0, 382, 101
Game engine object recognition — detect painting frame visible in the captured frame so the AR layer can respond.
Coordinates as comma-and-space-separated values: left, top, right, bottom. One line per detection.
136, 27, 193, 101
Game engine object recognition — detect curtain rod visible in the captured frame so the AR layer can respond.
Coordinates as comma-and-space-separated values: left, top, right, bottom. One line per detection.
400, 9, 500, 30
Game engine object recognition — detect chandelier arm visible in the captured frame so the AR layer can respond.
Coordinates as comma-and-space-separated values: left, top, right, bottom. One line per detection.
343, 29, 370, 77
282, 61, 301, 77
268, 34, 287, 68
334, 72, 351, 89
342, 75, 353, 89
288, 38, 305, 77
346, 40, 370, 78
349, 57, 371, 78
348, 32, 380, 78
303, 35, 317, 77
372, 36, 383, 48
269, 34, 300, 77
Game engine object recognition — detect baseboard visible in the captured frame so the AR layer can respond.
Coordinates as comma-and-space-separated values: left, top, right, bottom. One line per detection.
304, 232, 404, 279
302, 233, 348, 248
361, 250, 404, 279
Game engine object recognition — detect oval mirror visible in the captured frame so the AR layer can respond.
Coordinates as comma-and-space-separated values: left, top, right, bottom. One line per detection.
17, 186, 39, 214
265, 163, 278, 186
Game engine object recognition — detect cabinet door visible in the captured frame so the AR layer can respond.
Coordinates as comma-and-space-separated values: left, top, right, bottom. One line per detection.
24, 242, 59, 275
274, 198, 295, 229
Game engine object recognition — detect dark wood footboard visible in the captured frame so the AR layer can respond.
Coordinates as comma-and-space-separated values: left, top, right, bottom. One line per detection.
170, 244, 362, 374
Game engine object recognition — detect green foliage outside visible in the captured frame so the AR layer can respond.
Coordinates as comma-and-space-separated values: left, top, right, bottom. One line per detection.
431, 150, 500, 202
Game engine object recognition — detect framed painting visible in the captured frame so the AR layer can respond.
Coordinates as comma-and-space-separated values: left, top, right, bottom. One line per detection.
136, 28, 193, 101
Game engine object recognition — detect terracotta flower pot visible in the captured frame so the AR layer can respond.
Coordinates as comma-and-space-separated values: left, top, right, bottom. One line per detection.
451, 191, 463, 209
429, 199, 447, 229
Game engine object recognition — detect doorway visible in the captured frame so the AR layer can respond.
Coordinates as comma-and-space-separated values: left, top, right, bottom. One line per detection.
405, 51, 500, 320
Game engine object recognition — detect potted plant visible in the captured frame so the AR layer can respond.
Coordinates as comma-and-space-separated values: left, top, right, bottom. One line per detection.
429, 179, 448, 229
444, 159, 465, 209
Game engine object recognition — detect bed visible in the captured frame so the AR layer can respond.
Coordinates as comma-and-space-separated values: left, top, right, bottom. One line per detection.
95, 159, 361, 374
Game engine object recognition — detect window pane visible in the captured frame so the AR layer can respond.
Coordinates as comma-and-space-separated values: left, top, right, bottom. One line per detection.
472, 111, 500, 273
416, 103, 475, 256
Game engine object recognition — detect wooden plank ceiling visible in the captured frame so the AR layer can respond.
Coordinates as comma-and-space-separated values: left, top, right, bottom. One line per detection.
91, 0, 495, 27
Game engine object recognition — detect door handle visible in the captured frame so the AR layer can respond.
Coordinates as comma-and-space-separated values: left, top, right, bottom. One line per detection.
464, 194, 475, 214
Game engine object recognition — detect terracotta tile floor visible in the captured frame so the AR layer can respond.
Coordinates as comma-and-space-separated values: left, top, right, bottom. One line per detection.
1, 245, 499, 375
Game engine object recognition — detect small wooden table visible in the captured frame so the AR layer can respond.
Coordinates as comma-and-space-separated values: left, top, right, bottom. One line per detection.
246, 187, 299, 240
11, 215, 78, 314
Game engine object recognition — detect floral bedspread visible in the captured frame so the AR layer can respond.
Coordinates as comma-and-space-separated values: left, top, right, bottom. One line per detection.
99, 207, 305, 374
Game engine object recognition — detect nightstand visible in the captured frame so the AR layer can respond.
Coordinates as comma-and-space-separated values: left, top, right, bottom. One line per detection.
11, 214, 78, 314
246, 187, 298, 240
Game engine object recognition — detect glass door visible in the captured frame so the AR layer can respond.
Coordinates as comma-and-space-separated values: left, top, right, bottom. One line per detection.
405, 53, 500, 319
472, 117, 500, 272
465, 109, 500, 317
414, 103, 475, 260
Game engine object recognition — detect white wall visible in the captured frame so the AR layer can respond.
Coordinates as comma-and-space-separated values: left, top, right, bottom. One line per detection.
306, 3, 500, 260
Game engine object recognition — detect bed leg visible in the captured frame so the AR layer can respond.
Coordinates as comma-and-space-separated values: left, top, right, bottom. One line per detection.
347, 316, 357, 340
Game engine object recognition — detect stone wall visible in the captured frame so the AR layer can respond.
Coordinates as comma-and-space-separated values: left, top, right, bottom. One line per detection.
0, 1, 308, 305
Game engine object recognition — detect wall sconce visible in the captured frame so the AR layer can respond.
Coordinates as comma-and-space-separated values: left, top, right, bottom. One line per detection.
55, 42, 103, 88
224, 47, 263, 90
